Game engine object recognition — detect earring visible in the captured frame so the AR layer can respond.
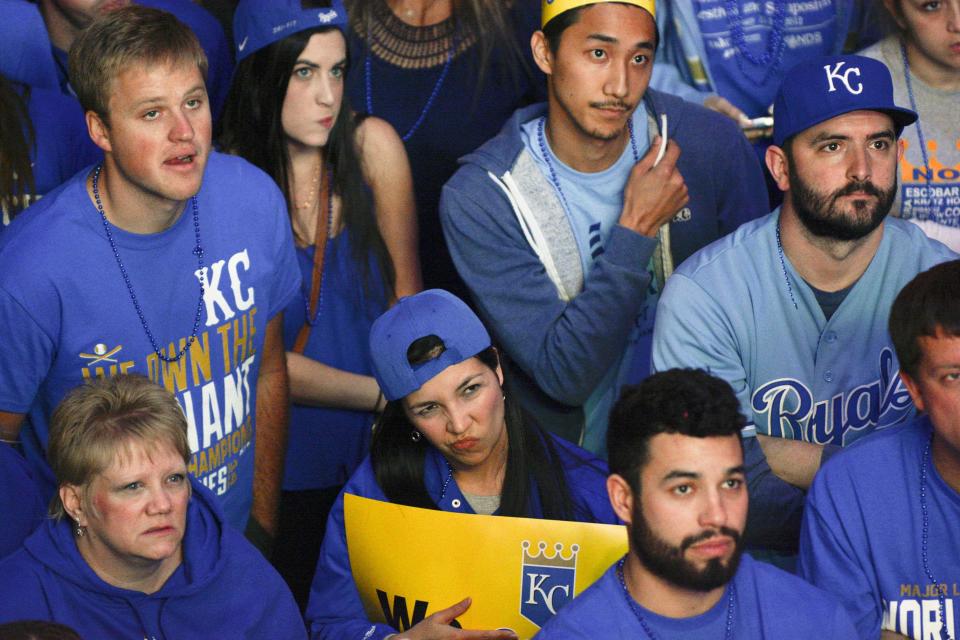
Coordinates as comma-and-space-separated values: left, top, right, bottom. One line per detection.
75, 522, 85, 538
410, 430, 422, 443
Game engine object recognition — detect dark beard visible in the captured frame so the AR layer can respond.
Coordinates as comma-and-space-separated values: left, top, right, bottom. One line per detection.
789, 160, 896, 242
631, 503, 744, 592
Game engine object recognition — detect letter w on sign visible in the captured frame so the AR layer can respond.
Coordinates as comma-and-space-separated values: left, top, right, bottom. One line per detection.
376, 590, 428, 631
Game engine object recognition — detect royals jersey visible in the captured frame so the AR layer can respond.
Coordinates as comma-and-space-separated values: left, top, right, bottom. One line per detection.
0, 152, 300, 530
652, 210, 955, 445
800, 417, 960, 639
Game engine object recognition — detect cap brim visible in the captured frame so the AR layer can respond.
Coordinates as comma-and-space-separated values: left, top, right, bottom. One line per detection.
775, 105, 918, 147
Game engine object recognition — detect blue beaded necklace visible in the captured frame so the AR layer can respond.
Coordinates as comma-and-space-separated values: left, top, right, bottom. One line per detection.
438, 459, 455, 502
725, 0, 787, 82
91, 165, 206, 363
301, 164, 335, 327
919, 435, 952, 640
616, 557, 736, 640
536, 116, 640, 216
900, 41, 937, 219
775, 217, 798, 310
364, 32, 457, 142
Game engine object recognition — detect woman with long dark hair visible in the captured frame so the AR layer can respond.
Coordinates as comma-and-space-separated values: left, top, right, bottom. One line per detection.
0, 72, 101, 224
305, 289, 617, 638
218, 0, 420, 609
0, 73, 34, 222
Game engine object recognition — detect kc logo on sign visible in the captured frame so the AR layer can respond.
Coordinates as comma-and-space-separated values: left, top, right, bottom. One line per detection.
823, 62, 863, 95
519, 541, 579, 628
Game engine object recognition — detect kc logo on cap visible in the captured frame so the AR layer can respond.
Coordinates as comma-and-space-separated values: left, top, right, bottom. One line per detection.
823, 61, 863, 95
772, 55, 917, 147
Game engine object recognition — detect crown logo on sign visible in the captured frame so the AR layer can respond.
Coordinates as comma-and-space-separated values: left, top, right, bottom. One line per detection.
522, 541, 579, 569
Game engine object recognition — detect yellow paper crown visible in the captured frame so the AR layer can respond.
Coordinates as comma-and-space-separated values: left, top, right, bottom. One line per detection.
542, 0, 657, 28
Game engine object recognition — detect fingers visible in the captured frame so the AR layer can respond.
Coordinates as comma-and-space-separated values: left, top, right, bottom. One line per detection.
634, 135, 662, 173
407, 597, 518, 640
744, 126, 773, 142
457, 630, 519, 640
656, 138, 681, 171
621, 138, 689, 236
703, 95, 747, 124
430, 597, 473, 624
632, 139, 682, 180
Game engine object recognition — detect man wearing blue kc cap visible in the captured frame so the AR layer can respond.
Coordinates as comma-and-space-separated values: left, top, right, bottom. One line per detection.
305, 289, 617, 639
653, 54, 957, 556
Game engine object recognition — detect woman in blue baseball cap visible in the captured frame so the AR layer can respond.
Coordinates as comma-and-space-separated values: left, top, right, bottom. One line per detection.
306, 289, 617, 639
218, 0, 421, 611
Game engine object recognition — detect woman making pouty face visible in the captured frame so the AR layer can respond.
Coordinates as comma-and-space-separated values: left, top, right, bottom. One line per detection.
305, 289, 619, 639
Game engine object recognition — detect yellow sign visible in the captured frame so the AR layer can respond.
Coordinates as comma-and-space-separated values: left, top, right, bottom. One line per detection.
344, 494, 627, 639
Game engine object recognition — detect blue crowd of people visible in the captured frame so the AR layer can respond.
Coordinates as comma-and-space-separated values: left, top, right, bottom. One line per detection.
0, 0, 959, 638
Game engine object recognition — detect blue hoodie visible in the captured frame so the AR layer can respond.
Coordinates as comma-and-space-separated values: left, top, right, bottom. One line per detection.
0, 477, 305, 640
439, 93, 768, 446
0, 444, 44, 559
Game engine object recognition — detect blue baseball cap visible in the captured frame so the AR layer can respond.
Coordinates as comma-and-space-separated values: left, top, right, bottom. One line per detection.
233, 0, 348, 62
773, 55, 917, 146
369, 290, 492, 402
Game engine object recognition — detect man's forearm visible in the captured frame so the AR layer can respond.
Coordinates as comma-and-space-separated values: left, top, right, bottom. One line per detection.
250, 317, 289, 538
756, 433, 825, 489
0, 411, 26, 444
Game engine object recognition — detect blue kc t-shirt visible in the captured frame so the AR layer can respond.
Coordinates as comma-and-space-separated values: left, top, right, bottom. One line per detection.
0, 152, 300, 531
536, 554, 856, 638
695, 0, 840, 116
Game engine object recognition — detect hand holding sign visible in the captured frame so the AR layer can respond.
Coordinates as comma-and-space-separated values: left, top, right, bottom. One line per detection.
395, 598, 518, 640
345, 495, 627, 638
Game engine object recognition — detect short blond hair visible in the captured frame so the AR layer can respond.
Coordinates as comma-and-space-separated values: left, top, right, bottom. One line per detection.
47, 374, 191, 519
68, 5, 208, 120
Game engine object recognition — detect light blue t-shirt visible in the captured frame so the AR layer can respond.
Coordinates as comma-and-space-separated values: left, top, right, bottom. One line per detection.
518, 110, 651, 453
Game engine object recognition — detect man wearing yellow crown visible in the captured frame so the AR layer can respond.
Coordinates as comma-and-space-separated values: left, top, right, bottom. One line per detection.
439, 0, 767, 454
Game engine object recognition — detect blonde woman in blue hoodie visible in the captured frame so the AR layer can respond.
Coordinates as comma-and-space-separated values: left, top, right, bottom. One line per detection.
0, 375, 305, 640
